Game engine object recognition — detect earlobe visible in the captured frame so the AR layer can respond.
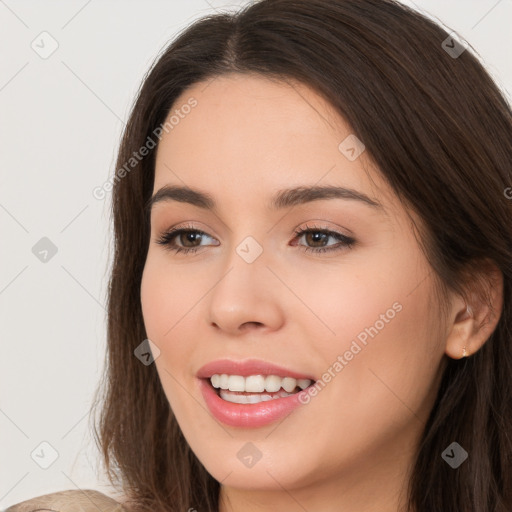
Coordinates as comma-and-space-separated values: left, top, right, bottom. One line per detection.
444, 263, 504, 360
445, 304, 476, 359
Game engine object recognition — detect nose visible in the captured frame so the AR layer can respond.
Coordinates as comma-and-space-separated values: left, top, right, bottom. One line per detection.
207, 256, 285, 336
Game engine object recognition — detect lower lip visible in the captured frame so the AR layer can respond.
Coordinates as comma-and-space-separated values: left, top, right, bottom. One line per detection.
199, 378, 312, 428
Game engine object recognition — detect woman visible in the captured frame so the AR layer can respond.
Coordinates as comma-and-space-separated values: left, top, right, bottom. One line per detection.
9, 0, 511, 511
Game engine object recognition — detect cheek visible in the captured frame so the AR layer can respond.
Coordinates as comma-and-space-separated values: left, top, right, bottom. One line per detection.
140, 256, 199, 395
305, 247, 441, 399
140, 260, 166, 339
288, 260, 403, 354
140, 257, 199, 408
322, 273, 442, 433
140, 254, 199, 340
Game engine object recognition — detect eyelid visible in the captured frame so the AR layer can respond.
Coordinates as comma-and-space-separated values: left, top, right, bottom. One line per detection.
155, 222, 218, 246
156, 221, 217, 239
292, 223, 356, 253
155, 220, 356, 256
157, 219, 350, 240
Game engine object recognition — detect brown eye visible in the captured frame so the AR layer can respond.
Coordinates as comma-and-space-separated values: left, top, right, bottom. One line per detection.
292, 225, 356, 254
303, 231, 330, 247
176, 231, 204, 247
156, 227, 217, 254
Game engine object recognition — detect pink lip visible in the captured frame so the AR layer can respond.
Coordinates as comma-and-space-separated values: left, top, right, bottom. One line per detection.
196, 358, 316, 380
198, 378, 313, 428
196, 358, 316, 428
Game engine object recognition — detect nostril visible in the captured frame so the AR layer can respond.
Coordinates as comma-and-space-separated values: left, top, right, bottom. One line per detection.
241, 321, 264, 330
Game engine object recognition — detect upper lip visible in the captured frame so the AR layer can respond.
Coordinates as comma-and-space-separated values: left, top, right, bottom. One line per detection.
196, 358, 316, 381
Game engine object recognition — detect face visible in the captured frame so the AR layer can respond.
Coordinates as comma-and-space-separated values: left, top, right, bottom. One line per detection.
140, 73, 447, 498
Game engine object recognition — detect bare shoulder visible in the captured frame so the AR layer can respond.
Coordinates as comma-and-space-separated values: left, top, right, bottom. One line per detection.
4, 489, 129, 512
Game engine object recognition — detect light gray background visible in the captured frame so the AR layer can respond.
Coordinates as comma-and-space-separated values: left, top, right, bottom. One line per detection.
1, 0, 511, 508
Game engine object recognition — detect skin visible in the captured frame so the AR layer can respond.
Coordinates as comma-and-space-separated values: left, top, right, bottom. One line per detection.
140, 73, 503, 512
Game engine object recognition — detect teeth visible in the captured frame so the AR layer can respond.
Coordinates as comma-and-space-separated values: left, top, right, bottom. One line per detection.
228, 375, 245, 392
211, 374, 220, 388
246, 375, 265, 392
219, 374, 229, 389
220, 388, 296, 404
282, 377, 297, 393
265, 375, 281, 392
297, 378, 311, 390
209, 374, 313, 393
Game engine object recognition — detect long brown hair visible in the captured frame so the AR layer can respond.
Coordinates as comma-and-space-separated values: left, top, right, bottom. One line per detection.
90, 1, 512, 510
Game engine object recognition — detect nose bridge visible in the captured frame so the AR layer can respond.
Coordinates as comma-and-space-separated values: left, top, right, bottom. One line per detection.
206, 232, 283, 333
219, 217, 270, 274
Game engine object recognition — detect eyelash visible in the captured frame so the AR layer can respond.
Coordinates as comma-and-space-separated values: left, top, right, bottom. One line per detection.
155, 222, 356, 255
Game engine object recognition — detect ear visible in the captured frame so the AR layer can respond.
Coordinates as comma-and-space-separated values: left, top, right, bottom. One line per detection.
445, 259, 504, 359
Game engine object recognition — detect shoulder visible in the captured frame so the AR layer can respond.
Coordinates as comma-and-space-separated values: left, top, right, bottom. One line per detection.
4, 489, 128, 512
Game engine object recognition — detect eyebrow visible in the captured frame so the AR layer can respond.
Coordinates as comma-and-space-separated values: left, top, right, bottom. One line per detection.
146, 184, 384, 213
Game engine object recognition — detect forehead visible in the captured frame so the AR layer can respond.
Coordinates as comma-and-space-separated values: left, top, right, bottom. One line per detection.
153, 73, 394, 213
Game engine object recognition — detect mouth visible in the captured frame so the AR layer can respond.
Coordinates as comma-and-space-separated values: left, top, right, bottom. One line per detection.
198, 375, 316, 428
196, 359, 318, 426
205, 374, 314, 404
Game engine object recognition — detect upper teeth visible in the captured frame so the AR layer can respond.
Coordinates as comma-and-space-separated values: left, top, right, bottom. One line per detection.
209, 374, 312, 393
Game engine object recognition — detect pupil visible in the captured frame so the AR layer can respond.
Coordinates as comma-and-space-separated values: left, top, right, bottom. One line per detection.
308, 232, 326, 246
184, 233, 200, 246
